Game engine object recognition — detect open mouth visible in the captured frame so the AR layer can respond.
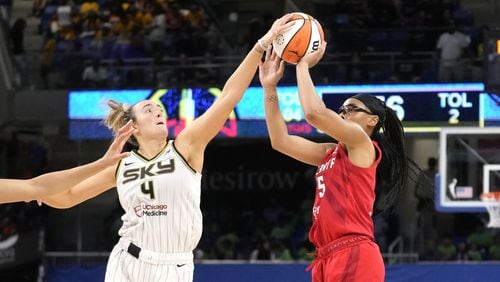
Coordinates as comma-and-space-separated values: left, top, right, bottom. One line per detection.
156, 121, 165, 125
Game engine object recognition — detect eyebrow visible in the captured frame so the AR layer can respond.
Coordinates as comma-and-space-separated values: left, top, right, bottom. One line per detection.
142, 103, 162, 109
343, 103, 359, 108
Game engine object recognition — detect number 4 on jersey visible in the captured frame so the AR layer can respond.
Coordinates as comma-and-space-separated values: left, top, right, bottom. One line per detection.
141, 181, 155, 199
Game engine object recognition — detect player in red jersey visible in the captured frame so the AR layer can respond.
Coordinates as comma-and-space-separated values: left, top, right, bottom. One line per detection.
259, 45, 416, 281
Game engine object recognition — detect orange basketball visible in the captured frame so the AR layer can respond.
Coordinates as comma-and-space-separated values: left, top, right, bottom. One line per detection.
272, 12, 324, 64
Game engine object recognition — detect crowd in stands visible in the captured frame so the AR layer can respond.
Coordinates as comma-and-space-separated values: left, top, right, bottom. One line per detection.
308, 0, 482, 84
32, 0, 222, 88
420, 225, 500, 261
2, 0, 484, 89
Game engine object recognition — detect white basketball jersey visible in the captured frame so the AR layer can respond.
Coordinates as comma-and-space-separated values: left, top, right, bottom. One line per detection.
115, 140, 202, 253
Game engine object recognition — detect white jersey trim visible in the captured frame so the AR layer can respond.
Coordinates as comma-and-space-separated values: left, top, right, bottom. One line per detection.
171, 140, 200, 176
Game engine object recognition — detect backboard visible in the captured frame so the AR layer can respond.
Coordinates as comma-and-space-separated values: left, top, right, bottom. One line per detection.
437, 127, 500, 212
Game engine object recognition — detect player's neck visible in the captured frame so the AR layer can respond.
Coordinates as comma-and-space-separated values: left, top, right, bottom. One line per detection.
137, 139, 167, 159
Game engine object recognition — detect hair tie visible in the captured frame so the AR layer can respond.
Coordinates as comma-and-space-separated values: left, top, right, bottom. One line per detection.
121, 103, 130, 112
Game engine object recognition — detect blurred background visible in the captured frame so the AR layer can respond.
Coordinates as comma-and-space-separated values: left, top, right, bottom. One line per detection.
0, 0, 500, 281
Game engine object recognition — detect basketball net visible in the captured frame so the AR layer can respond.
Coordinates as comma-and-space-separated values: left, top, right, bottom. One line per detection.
481, 192, 500, 228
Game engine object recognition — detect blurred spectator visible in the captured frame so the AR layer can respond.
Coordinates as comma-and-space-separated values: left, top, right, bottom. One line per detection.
0, 0, 12, 23
296, 243, 315, 261
56, 0, 71, 28
437, 237, 457, 260
221, 12, 239, 50
40, 33, 57, 89
183, 4, 205, 29
272, 241, 293, 261
269, 215, 293, 242
369, 0, 399, 28
488, 234, 500, 260
420, 238, 440, 260
241, 17, 263, 53
79, 0, 99, 17
455, 242, 468, 261
250, 239, 274, 261
392, 48, 422, 83
82, 59, 107, 87
415, 157, 438, 209
32, 0, 47, 17
214, 232, 238, 259
414, 157, 438, 255
436, 20, 471, 82
456, 242, 482, 261
467, 224, 493, 251
108, 57, 128, 87
145, 5, 166, 57
467, 243, 482, 261
9, 18, 27, 88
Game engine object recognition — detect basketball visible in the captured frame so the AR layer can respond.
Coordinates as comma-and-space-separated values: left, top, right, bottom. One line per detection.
272, 12, 324, 64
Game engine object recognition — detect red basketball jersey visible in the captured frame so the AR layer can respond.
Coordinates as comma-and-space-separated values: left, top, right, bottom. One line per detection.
309, 141, 382, 248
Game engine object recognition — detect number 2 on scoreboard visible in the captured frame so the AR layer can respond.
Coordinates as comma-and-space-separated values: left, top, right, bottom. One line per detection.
448, 109, 460, 124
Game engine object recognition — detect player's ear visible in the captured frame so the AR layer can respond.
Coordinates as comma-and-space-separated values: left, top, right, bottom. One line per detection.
367, 115, 379, 127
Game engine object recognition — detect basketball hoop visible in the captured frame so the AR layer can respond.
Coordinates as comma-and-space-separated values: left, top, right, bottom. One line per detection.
481, 192, 500, 228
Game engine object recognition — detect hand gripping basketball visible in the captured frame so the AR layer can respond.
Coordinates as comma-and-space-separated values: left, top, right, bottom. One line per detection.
272, 12, 325, 64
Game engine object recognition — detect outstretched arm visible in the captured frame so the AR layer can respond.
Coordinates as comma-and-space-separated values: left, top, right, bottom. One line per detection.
176, 14, 295, 171
0, 121, 133, 204
39, 165, 117, 209
260, 47, 334, 166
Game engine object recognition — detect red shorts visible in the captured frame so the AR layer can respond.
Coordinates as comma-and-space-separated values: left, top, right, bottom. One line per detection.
309, 235, 385, 282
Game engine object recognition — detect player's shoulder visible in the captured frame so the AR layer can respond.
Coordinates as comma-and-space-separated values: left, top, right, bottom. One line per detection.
115, 154, 138, 179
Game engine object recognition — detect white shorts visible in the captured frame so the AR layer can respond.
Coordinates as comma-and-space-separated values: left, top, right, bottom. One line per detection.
104, 238, 194, 282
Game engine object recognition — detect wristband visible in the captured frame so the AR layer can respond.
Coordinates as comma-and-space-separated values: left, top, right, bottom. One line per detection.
257, 39, 268, 52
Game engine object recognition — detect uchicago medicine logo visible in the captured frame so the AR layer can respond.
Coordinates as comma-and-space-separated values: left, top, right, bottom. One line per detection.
134, 203, 168, 217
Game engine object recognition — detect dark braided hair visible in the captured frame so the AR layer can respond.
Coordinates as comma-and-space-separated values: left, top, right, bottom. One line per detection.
352, 94, 420, 214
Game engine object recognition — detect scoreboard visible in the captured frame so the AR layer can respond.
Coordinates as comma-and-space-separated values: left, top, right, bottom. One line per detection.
68, 83, 499, 139
319, 84, 484, 131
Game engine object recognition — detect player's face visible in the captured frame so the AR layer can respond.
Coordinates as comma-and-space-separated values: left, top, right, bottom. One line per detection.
131, 100, 167, 141
339, 98, 373, 118
339, 98, 378, 128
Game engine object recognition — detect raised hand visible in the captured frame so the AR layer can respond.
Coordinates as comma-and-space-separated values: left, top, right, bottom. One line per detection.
99, 120, 134, 166
260, 14, 295, 47
298, 42, 327, 68
259, 46, 285, 88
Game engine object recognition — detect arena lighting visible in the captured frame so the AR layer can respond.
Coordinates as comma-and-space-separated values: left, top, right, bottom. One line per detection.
68, 83, 498, 139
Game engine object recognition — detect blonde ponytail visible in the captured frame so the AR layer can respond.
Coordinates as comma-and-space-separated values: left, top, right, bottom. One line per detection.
103, 99, 138, 146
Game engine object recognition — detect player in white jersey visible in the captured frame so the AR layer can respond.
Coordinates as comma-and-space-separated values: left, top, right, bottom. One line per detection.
40, 14, 294, 282
0, 122, 133, 204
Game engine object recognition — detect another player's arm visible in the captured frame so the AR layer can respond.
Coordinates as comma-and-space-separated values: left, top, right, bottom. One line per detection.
175, 14, 294, 171
40, 165, 117, 209
176, 39, 264, 161
0, 122, 132, 204
0, 160, 114, 204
